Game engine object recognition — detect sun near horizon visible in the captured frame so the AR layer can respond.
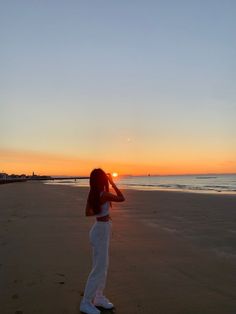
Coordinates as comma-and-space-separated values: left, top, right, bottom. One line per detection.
1, 149, 235, 177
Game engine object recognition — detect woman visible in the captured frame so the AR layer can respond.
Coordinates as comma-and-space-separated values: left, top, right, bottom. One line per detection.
80, 168, 125, 314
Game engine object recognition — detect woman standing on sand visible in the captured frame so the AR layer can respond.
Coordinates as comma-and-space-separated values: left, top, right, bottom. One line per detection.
80, 168, 125, 314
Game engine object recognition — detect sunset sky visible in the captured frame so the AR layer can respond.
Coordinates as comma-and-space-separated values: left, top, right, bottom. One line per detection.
1, 1, 236, 176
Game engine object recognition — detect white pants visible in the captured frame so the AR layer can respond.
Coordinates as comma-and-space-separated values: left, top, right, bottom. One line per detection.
83, 221, 112, 302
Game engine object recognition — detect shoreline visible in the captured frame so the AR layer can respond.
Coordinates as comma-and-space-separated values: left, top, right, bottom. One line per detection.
44, 180, 236, 196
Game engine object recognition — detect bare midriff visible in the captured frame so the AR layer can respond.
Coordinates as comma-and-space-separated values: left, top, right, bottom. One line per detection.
96, 214, 111, 222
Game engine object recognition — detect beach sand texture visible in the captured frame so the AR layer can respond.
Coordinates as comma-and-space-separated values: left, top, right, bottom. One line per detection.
0, 182, 236, 314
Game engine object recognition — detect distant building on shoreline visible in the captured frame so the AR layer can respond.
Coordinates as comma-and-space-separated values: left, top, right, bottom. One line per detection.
0, 172, 51, 184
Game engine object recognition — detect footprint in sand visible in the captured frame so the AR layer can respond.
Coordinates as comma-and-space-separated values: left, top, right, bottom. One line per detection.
12, 294, 19, 299
54, 273, 65, 284
27, 281, 36, 287
11, 293, 19, 300
15, 311, 23, 314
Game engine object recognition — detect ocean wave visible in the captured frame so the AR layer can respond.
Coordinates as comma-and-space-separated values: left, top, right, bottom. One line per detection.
121, 182, 236, 193
195, 176, 217, 179
46, 174, 236, 194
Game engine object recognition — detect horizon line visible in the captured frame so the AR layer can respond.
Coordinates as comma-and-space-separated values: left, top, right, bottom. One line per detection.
36, 172, 236, 177
2, 171, 236, 177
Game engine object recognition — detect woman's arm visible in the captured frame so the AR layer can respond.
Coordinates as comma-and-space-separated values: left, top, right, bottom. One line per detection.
101, 174, 125, 202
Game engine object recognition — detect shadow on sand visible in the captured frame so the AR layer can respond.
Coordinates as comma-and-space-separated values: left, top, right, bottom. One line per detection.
79, 306, 116, 314
97, 307, 116, 313
80, 308, 116, 314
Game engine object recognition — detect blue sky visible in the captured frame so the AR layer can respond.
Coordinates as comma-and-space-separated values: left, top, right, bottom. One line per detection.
1, 0, 236, 174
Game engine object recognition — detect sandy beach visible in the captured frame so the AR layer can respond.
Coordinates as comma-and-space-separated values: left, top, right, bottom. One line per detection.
0, 181, 236, 314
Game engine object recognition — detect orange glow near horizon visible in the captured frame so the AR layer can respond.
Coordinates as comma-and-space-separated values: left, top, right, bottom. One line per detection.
0, 148, 236, 176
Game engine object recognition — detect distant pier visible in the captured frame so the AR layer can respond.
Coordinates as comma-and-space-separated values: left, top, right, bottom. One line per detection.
0, 173, 89, 184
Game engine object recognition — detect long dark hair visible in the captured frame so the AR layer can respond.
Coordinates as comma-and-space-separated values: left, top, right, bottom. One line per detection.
87, 168, 109, 215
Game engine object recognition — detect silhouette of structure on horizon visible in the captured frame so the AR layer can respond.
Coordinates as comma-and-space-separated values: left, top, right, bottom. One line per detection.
0, 172, 89, 184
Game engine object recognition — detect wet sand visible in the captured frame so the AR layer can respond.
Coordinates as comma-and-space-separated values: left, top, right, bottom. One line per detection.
0, 181, 236, 314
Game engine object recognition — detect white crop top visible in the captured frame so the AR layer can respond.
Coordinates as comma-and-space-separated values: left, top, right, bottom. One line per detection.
95, 191, 110, 218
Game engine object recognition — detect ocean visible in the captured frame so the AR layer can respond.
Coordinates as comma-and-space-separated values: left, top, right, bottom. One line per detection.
47, 173, 236, 194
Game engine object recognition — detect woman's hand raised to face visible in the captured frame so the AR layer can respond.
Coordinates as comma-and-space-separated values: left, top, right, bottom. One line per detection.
106, 173, 115, 186
104, 173, 125, 202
